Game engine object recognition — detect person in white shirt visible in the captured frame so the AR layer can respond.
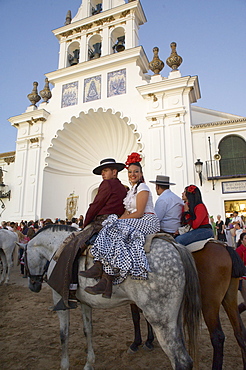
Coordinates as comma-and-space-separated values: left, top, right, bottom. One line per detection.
149, 175, 183, 236
71, 217, 80, 230
232, 211, 243, 227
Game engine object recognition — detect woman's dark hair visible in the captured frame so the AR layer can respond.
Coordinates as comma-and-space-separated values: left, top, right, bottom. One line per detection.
236, 232, 246, 249
128, 162, 145, 193
181, 185, 203, 223
225, 217, 231, 227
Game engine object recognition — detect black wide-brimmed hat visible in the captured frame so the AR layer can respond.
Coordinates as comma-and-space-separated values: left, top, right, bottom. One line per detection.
93, 158, 125, 175
149, 175, 175, 186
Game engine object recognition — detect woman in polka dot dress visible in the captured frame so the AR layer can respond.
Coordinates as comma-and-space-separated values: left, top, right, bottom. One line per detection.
79, 153, 160, 298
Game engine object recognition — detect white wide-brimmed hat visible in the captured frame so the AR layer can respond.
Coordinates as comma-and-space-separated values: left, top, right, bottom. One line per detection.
93, 158, 125, 175
149, 175, 175, 186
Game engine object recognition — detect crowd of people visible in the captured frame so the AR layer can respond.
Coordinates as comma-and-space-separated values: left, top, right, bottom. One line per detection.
0, 217, 84, 277
209, 212, 246, 247
1, 152, 246, 313
0, 216, 84, 235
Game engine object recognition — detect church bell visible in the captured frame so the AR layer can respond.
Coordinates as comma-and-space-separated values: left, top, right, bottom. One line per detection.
113, 36, 125, 53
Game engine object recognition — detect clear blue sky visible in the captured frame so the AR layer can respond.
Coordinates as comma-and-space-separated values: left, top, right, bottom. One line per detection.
1, 0, 245, 153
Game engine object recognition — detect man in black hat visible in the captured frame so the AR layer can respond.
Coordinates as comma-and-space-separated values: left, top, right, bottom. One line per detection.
48, 158, 127, 310
83, 158, 126, 227
149, 175, 183, 235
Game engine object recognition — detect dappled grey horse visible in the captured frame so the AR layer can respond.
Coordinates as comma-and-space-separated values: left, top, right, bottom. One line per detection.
20, 224, 201, 370
0, 229, 18, 284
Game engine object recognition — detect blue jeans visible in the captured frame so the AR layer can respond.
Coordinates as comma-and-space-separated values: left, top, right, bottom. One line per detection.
175, 227, 214, 246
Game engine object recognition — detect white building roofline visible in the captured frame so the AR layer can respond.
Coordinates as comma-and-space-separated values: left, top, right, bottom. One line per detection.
191, 117, 246, 129
191, 105, 243, 119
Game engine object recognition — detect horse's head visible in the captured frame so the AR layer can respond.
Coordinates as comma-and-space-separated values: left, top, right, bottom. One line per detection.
17, 224, 77, 293
16, 240, 48, 292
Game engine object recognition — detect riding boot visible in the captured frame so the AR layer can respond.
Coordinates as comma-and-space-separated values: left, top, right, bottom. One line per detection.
238, 302, 246, 314
84, 272, 114, 299
79, 261, 103, 279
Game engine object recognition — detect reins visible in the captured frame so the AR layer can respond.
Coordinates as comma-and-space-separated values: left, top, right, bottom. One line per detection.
23, 225, 77, 285
24, 244, 50, 284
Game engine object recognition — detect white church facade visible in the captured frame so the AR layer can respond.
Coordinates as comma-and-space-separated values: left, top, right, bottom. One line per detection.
1, 0, 246, 223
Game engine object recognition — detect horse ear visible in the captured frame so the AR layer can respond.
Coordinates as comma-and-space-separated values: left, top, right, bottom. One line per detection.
16, 242, 26, 250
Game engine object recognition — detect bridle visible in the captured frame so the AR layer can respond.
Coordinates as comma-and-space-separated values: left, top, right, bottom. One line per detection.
24, 244, 50, 284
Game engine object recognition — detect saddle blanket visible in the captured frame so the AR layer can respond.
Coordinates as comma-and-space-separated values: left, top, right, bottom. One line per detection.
144, 234, 218, 253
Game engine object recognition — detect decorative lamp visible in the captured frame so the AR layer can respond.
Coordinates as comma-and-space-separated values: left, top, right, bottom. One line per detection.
194, 159, 203, 186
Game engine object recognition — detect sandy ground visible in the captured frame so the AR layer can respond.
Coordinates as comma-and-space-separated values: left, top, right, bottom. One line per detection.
0, 265, 245, 370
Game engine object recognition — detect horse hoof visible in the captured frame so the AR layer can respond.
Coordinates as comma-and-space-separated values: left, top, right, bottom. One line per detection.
127, 343, 139, 354
143, 342, 154, 351
83, 364, 94, 370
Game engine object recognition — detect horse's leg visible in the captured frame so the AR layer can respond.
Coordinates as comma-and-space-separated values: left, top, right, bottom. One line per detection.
149, 316, 192, 370
81, 303, 95, 370
193, 245, 233, 370
0, 249, 7, 284
142, 298, 192, 370
5, 249, 13, 284
143, 319, 154, 351
129, 303, 154, 352
199, 274, 225, 370
203, 304, 225, 370
222, 277, 246, 369
239, 279, 246, 313
128, 303, 142, 353
53, 291, 70, 370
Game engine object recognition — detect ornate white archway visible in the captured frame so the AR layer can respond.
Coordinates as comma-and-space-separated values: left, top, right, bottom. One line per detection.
45, 107, 143, 175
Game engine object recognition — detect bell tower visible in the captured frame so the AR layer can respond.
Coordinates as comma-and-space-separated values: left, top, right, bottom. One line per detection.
54, 0, 146, 69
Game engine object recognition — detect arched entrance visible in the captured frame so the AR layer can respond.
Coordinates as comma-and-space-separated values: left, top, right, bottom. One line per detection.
45, 107, 142, 175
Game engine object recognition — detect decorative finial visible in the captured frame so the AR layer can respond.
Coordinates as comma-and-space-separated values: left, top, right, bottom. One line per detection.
65, 10, 72, 25
166, 42, 183, 71
149, 47, 164, 75
40, 78, 52, 103
27, 82, 41, 107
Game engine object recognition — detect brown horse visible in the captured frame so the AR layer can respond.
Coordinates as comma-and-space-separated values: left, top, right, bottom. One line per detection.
130, 241, 246, 370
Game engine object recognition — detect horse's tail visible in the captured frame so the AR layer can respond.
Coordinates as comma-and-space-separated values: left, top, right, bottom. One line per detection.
225, 245, 245, 277
174, 242, 201, 366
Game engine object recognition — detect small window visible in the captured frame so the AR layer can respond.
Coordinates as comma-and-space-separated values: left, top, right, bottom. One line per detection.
219, 135, 246, 176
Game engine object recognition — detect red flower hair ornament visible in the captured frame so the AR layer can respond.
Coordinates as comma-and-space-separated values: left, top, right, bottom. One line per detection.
125, 152, 142, 169
186, 185, 197, 194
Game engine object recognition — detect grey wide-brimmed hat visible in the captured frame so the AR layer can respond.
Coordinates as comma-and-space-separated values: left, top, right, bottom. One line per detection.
149, 175, 176, 186
93, 158, 125, 175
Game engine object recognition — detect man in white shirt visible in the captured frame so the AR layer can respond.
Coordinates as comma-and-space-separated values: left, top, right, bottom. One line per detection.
71, 217, 80, 230
232, 211, 243, 227
149, 175, 183, 235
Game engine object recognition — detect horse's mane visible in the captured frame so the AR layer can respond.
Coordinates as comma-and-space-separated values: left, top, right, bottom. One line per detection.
34, 224, 78, 236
